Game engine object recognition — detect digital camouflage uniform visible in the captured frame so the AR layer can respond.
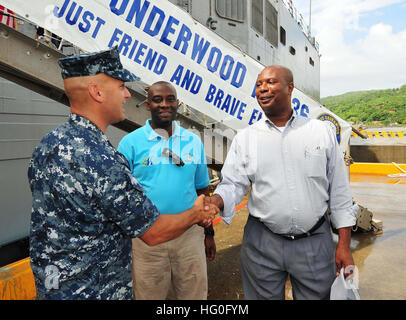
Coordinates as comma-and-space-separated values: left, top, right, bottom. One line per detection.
28, 113, 159, 299
28, 46, 157, 299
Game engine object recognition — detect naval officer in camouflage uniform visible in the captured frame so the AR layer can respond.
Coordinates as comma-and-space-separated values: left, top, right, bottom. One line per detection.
28, 46, 218, 300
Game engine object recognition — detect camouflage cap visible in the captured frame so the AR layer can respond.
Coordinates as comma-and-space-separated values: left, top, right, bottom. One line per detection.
58, 46, 140, 82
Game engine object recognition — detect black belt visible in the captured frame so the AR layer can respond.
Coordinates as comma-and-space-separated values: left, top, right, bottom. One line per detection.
250, 215, 326, 241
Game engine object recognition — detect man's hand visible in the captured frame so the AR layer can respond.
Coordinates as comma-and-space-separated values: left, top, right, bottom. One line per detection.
204, 234, 216, 262
336, 227, 355, 278
197, 195, 220, 228
193, 195, 219, 225
336, 245, 355, 277
205, 194, 224, 211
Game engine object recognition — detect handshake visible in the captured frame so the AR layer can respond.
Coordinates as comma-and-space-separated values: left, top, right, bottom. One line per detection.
192, 194, 224, 228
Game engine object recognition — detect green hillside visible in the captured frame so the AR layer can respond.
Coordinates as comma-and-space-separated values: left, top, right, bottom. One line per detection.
320, 84, 406, 126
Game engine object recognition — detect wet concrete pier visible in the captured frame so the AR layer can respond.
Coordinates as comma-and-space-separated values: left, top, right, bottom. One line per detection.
349, 178, 406, 299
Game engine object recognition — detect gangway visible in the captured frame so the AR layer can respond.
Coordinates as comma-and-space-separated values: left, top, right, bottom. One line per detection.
0, 22, 229, 170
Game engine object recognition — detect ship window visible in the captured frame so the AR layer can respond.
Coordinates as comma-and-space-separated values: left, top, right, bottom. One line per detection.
216, 0, 246, 22
309, 57, 314, 66
289, 46, 296, 55
251, 0, 263, 34
265, 1, 278, 47
280, 26, 286, 46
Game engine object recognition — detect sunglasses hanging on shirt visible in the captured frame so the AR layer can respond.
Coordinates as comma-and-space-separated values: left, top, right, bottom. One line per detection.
161, 148, 185, 167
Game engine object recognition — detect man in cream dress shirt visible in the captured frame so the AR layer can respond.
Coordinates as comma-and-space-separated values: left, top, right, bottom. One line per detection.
209, 65, 358, 300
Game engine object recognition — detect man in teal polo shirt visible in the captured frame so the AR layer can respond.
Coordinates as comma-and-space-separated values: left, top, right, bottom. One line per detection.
118, 81, 216, 300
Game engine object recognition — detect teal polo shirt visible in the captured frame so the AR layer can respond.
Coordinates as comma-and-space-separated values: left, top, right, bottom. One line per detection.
117, 120, 210, 214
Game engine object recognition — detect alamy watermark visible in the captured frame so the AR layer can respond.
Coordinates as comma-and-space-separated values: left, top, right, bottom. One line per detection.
44, 265, 60, 290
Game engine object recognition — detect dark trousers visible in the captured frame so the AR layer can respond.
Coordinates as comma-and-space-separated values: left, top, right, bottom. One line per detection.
240, 215, 336, 300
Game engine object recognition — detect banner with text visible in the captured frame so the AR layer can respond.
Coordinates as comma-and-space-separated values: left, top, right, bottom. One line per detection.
0, 0, 351, 151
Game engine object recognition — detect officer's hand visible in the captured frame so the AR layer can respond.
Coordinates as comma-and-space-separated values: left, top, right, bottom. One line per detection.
198, 219, 212, 228
198, 196, 216, 227
193, 195, 219, 225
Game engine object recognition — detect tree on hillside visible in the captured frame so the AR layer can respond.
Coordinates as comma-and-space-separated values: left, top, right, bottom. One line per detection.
321, 85, 406, 126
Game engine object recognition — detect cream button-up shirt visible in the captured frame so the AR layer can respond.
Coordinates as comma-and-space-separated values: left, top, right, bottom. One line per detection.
214, 114, 358, 235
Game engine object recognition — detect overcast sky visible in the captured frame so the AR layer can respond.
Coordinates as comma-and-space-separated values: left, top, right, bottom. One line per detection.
292, 0, 406, 97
